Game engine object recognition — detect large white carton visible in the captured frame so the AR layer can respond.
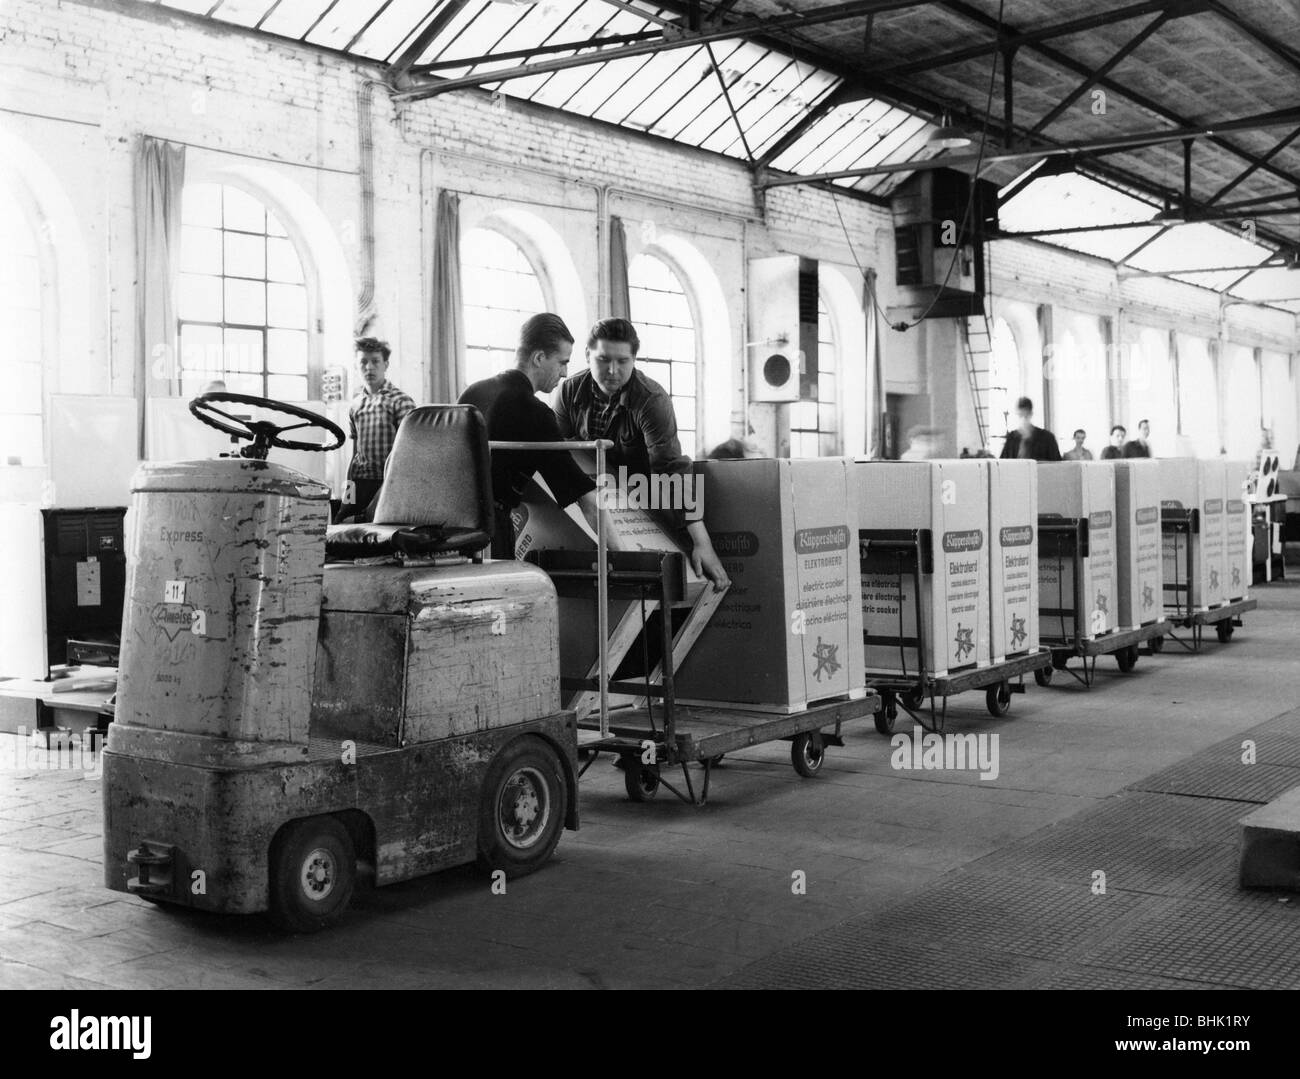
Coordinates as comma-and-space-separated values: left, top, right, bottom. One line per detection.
853, 460, 991, 678
1159, 458, 1225, 613
987, 460, 1039, 662
1113, 459, 1164, 630
1037, 462, 1117, 641
673, 458, 862, 711
1223, 460, 1251, 602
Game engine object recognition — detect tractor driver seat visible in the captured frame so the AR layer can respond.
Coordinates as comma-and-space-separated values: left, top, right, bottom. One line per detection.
324, 405, 494, 561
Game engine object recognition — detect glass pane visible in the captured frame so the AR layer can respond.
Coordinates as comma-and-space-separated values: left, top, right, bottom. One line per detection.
178, 273, 223, 322
179, 323, 223, 374
224, 278, 266, 325
671, 327, 696, 364
224, 328, 264, 374
223, 231, 265, 279
790, 401, 816, 429
679, 430, 696, 459
181, 226, 222, 275
225, 372, 263, 397
183, 183, 223, 228
266, 237, 304, 283
222, 186, 265, 233
640, 324, 672, 360
672, 395, 695, 427
268, 374, 308, 402
638, 361, 671, 388
671, 361, 695, 396
267, 329, 308, 373
818, 402, 838, 432
265, 210, 289, 239
267, 282, 308, 328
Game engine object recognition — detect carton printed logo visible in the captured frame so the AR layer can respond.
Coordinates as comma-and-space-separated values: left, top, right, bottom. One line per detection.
1232, 565, 1241, 589
1142, 583, 1155, 610
1135, 506, 1159, 525
150, 601, 197, 642
1160, 499, 1186, 510
999, 525, 1033, 547
1010, 614, 1027, 650
1089, 510, 1113, 530
1226, 499, 1245, 514
954, 623, 975, 661
811, 638, 841, 681
942, 529, 984, 553
1203, 499, 1223, 515
1209, 567, 1220, 591
712, 531, 760, 557
793, 525, 849, 554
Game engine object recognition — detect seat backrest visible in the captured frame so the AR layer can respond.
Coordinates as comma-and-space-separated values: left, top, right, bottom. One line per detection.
371, 405, 494, 535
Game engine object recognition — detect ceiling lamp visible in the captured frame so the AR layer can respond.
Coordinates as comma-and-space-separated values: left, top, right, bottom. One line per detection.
928, 112, 973, 150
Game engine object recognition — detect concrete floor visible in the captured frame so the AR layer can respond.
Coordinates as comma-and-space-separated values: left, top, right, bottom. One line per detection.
2, 570, 1298, 990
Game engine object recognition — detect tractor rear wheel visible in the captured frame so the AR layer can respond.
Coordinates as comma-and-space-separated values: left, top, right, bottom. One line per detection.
477, 736, 567, 877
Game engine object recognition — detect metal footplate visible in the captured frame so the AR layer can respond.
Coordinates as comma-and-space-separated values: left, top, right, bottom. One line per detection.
126, 840, 176, 898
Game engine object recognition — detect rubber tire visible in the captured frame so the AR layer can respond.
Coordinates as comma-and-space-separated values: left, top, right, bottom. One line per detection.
1116, 645, 1138, 672
477, 736, 567, 878
1216, 621, 1234, 643
791, 732, 826, 778
874, 696, 898, 736
1052, 651, 1069, 671
269, 815, 356, 933
706, 754, 725, 768
901, 685, 925, 710
1148, 633, 1165, 654
1033, 666, 1053, 687
624, 761, 660, 802
985, 682, 1012, 717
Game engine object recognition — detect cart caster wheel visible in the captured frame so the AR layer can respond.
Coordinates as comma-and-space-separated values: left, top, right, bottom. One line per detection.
874, 696, 898, 736
791, 732, 826, 778
985, 681, 1012, 718
901, 686, 925, 710
1216, 621, 1234, 643
705, 754, 725, 768
269, 815, 356, 933
1116, 645, 1138, 672
477, 735, 567, 877
1148, 633, 1165, 654
1033, 666, 1053, 687
1051, 652, 1069, 671
624, 760, 661, 802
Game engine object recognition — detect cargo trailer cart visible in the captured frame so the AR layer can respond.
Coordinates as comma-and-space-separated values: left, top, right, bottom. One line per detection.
859, 529, 1051, 735
521, 544, 878, 805
1159, 506, 1258, 652
1035, 517, 1171, 687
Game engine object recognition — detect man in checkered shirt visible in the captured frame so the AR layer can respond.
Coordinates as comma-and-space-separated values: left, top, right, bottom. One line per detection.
339, 337, 416, 521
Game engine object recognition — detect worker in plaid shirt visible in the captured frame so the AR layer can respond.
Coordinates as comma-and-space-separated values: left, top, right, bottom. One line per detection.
339, 337, 416, 521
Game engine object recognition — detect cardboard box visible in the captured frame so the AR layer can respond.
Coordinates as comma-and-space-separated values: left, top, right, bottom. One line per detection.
1223, 460, 1251, 602
1159, 459, 1225, 612
1037, 462, 1117, 641
673, 458, 862, 711
986, 460, 1039, 662
1112, 460, 1164, 630
853, 460, 991, 678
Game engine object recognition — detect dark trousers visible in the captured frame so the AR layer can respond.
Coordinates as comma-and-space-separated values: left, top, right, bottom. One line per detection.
335, 477, 382, 523
490, 502, 517, 560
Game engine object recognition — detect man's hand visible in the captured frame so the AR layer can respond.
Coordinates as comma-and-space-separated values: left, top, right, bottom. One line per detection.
686, 521, 730, 591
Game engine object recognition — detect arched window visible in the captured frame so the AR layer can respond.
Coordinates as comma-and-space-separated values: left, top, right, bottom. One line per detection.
790, 296, 840, 457
1176, 334, 1219, 457
628, 252, 698, 458
177, 183, 311, 399
462, 228, 547, 391
988, 316, 1020, 450
0, 180, 42, 466
1223, 344, 1261, 459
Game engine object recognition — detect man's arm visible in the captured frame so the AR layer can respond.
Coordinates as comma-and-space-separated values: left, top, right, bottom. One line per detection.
392, 393, 416, 430
999, 433, 1015, 460
527, 399, 595, 507
636, 391, 690, 476
552, 381, 575, 438
1043, 431, 1062, 462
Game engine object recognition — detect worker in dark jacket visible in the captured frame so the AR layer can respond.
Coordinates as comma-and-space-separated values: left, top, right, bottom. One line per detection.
459, 313, 597, 560
999, 396, 1062, 462
1122, 418, 1152, 458
553, 317, 728, 590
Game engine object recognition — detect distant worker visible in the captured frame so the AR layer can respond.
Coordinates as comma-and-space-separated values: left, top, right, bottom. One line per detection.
459, 313, 599, 560
900, 426, 942, 460
339, 337, 416, 522
1063, 429, 1093, 461
999, 397, 1062, 462
705, 437, 762, 460
554, 317, 729, 589
1100, 425, 1126, 460
1123, 418, 1152, 458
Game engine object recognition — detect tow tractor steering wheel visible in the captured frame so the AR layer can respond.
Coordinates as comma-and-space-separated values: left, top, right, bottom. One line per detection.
189, 392, 346, 461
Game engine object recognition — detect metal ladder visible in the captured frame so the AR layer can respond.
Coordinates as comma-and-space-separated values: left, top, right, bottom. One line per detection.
961, 306, 994, 451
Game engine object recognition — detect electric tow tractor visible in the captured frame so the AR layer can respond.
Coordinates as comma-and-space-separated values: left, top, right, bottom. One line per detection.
102, 396, 578, 932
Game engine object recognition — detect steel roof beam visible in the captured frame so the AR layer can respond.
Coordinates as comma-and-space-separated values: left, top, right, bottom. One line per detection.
390, 1, 469, 78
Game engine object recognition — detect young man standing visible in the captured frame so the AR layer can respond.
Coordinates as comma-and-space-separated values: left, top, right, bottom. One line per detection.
1064, 429, 1093, 461
1100, 425, 1126, 460
998, 396, 1062, 462
553, 317, 729, 590
1123, 418, 1152, 458
340, 337, 416, 521
459, 313, 598, 560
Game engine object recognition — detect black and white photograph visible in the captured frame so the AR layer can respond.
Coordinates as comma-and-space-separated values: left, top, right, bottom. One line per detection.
2, 0, 1300, 1036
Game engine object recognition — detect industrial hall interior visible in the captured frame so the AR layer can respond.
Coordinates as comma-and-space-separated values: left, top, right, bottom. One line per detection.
5, 0, 1300, 998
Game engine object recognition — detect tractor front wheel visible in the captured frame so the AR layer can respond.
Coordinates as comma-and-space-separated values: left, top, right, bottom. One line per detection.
269, 815, 357, 933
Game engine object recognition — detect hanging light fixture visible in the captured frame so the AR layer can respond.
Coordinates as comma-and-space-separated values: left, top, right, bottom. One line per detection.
928, 111, 974, 150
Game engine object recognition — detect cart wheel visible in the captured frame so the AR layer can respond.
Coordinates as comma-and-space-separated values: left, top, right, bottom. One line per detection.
624, 760, 661, 802
1148, 633, 1165, 654
1033, 666, 1053, 687
790, 732, 826, 778
874, 694, 898, 736
901, 685, 925, 710
706, 754, 725, 768
269, 815, 356, 933
1216, 621, 1235, 643
477, 735, 567, 878
985, 682, 1012, 717
1051, 651, 1069, 670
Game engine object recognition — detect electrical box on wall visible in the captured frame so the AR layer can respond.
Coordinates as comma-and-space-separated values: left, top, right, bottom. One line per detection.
892, 168, 998, 319
747, 255, 819, 403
